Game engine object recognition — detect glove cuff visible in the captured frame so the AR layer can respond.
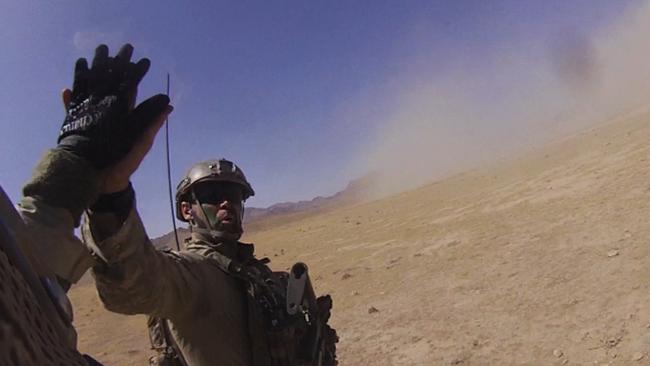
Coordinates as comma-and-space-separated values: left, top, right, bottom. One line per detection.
89, 183, 134, 223
23, 148, 101, 225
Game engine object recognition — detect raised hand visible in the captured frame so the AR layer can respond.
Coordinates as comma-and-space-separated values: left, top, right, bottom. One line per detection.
59, 44, 173, 193
58, 44, 170, 170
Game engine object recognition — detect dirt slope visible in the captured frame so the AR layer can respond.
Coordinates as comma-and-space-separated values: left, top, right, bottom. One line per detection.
69, 109, 650, 365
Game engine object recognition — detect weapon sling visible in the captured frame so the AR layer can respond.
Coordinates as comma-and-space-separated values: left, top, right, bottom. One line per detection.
148, 316, 189, 366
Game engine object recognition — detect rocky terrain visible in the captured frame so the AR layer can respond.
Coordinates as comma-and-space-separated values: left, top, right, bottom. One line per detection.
69, 108, 650, 365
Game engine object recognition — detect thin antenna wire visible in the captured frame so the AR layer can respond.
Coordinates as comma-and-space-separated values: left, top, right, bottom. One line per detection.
165, 73, 181, 251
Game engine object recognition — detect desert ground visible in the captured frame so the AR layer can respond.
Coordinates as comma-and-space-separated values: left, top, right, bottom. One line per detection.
69, 109, 650, 365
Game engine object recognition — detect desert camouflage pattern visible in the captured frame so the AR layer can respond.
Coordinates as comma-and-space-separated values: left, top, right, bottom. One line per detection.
82, 206, 254, 366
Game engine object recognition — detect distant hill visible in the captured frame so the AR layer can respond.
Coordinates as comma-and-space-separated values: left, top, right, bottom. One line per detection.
151, 173, 377, 249
243, 172, 377, 222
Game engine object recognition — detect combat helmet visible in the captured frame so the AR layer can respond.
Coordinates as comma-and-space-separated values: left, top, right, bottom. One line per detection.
175, 159, 255, 222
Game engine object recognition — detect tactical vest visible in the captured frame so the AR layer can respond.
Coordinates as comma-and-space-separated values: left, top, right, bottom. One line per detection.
148, 244, 338, 366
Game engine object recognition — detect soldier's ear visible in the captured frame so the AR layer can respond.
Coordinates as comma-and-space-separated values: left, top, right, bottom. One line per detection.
180, 201, 194, 221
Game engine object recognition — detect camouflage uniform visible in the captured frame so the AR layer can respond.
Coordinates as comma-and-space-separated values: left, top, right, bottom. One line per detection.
19, 149, 98, 288
83, 213, 256, 366
80, 159, 264, 366
9, 36, 335, 363
10, 119, 336, 366
14, 151, 261, 365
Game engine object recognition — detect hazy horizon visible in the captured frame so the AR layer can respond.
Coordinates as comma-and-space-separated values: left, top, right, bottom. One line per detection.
1, 1, 644, 236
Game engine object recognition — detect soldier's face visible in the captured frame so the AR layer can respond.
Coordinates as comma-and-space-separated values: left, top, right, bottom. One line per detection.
191, 182, 244, 233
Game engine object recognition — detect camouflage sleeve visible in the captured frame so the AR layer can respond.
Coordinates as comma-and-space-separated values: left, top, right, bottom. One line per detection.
17, 148, 100, 287
17, 197, 94, 287
82, 203, 201, 320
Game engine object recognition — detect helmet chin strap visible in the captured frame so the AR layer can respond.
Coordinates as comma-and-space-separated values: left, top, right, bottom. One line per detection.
189, 189, 243, 242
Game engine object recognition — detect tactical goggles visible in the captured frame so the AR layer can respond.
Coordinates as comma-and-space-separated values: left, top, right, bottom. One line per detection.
191, 181, 244, 205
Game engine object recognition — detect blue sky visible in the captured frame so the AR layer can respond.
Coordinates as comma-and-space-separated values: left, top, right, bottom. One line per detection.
0, 1, 640, 237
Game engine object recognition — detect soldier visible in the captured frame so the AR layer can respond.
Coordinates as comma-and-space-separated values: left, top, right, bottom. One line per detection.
68, 46, 337, 365
87, 159, 337, 365
9, 41, 335, 365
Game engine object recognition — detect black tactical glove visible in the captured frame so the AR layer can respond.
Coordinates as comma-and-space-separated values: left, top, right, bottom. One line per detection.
23, 44, 169, 225
57, 44, 170, 169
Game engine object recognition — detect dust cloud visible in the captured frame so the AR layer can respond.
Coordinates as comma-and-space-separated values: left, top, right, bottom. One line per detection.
352, 3, 650, 199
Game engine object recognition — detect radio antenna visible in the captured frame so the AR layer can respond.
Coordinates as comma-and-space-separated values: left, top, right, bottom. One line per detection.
165, 73, 181, 251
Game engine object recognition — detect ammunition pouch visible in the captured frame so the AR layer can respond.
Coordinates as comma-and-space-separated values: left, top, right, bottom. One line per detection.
236, 260, 338, 366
